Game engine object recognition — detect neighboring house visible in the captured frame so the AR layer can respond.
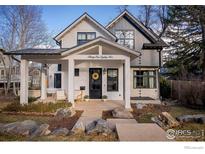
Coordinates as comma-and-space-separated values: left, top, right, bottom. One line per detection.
29, 66, 41, 89
0, 52, 20, 88
0, 50, 41, 89
5, 10, 167, 109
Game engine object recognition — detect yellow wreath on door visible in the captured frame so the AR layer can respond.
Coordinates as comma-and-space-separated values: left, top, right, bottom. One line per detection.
92, 72, 99, 80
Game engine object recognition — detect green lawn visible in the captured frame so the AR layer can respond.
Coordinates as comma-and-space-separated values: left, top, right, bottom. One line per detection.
0, 132, 118, 141
0, 113, 51, 124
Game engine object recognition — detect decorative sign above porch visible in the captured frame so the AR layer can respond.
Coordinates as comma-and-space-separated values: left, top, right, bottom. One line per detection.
87, 55, 113, 59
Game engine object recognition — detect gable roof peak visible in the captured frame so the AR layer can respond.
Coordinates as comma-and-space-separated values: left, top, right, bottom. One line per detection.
106, 10, 168, 47
54, 12, 117, 42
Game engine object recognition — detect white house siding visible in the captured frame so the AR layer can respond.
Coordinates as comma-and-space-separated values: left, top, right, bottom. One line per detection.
108, 17, 159, 67
61, 19, 113, 48
47, 14, 160, 101
130, 67, 159, 99
49, 60, 124, 100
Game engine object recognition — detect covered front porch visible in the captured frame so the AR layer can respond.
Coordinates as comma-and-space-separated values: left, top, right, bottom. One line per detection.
17, 38, 140, 109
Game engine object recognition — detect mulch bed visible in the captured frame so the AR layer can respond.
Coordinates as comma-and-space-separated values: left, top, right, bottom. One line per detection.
131, 104, 170, 122
48, 110, 83, 131
1, 111, 54, 117
102, 110, 114, 120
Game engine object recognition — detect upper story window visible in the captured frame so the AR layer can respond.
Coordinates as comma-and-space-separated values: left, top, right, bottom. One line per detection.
57, 64, 62, 71
77, 32, 96, 45
115, 30, 134, 49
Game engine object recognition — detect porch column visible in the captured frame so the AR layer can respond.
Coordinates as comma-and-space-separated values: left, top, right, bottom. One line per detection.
40, 64, 47, 100
68, 59, 74, 106
124, 57, 131, 109
20, 59, 29, 104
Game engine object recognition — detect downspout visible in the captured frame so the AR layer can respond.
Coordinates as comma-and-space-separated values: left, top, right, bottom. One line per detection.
158, 49, 163, 102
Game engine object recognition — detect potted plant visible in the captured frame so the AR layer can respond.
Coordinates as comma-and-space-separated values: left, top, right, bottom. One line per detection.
84, 95, 89, 102
102, 95, 108, 102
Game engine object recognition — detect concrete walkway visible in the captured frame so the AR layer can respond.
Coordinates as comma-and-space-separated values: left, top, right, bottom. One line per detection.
75, 100, 124, 118
74, 101, 168, 141
73, 100, 138, 131
116, 123, 168, 141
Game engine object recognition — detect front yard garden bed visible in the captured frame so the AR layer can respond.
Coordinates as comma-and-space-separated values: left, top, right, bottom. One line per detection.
48, 110, 83, 131
102, 110, 115, 120
131, 103, 205, 141
2, 101, 72, 114
131, 104, 170, 123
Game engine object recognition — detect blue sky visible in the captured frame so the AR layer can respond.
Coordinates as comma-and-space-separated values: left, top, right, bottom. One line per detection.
41, 6, 140, 36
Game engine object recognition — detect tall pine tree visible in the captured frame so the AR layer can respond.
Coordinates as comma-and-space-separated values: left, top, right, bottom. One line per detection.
166, 6, 205, 79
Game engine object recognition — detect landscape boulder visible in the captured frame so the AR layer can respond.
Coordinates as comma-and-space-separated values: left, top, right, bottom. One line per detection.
54, 107, 76, 118
51, 128, 69, 136
2, 120, 38, 136
31, 124, 50, 137
85, 119, 113, 135
176, 114, 205, 124
112, 108, 133, 119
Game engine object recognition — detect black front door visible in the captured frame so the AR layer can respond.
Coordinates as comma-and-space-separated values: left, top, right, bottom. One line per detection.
89, 68, 102, 99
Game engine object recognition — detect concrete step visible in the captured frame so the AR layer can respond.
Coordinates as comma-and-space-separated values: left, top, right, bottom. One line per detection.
107, 118, 137, 131
116, 123, 169, 141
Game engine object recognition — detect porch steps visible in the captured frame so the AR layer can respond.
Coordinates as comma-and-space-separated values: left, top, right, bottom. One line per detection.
56, 90, 66, 100
116, 123, 169, 141
107, 118, 137, 131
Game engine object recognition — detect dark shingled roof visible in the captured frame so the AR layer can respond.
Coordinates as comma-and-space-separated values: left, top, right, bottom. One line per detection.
5, 48, 69, 55
143, 43, 168, 49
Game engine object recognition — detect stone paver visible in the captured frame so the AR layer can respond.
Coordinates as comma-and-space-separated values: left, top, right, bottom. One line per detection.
116, 123, 169, 141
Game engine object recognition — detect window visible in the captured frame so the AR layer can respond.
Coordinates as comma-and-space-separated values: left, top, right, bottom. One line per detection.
75, 68, 79, 76
54, 73, 61, 88
133, 70, 156, 88
115, 30, 134, 49
77, 32, 96, 45
57, 64, 62, 71
1, 70, 5, 76
107, 68, 118, 91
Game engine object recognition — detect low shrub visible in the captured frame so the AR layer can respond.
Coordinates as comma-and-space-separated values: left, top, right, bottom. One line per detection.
3, 101, 72, 113
102, 95, 107, 99
15, 96, 38, 104
160, 77, 171, 99
84, 95, 89, 99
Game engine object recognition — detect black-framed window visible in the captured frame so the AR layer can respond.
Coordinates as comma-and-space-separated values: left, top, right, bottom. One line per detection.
107, 68, 118, 91
54, 73, 61, 88
77, 32, 96, 45
75, 68, 79, 76
115, 30, 134, 49
133, 70, 156, 89
57, 64, 62, 71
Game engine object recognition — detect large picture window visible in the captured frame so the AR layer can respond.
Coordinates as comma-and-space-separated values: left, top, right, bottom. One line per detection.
133, 70, 156, 88
77, 32, 96, 45
115, 30, 134, 49
107, 68, 118, 91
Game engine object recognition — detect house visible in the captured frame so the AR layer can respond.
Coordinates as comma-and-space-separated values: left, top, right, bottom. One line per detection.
0, 50, 20, 88
5, 10, 167, 109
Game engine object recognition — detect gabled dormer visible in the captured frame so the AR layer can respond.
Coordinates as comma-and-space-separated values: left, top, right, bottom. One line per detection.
106, 10, 168, 50
54, 13, 117, 48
